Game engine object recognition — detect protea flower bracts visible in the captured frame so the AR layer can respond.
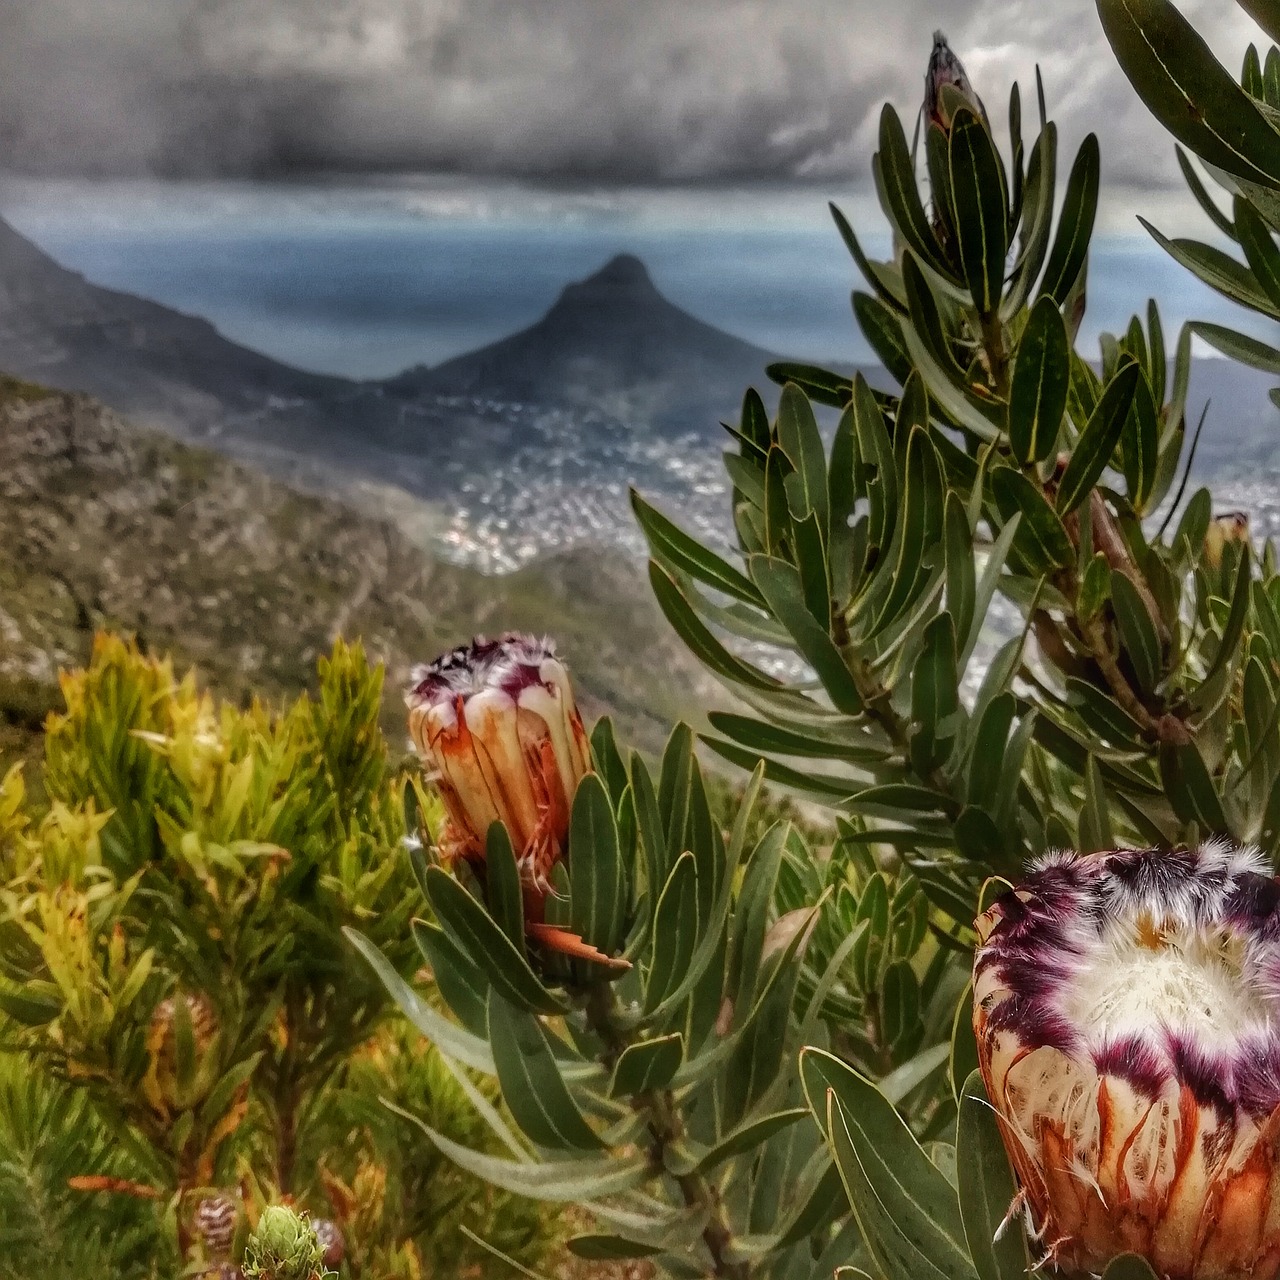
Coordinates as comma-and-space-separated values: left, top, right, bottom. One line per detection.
974, 843, 1280, 1280
406, 633, 617, 964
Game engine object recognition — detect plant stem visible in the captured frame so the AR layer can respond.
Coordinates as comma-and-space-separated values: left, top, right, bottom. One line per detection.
583, 982, 749, 1280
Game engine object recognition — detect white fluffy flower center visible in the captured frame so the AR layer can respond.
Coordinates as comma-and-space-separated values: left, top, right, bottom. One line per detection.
1061, 920, 1269, 1045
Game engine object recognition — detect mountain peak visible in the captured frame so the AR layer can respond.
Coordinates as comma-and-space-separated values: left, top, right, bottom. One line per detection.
554, 253, 662, 309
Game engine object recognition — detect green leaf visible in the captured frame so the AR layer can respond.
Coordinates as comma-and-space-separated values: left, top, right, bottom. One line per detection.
1004, 123, 1058, 315
1140, 221, 1280, 317
1080, 756, 1115, 854
900, 257, 1004, 440
1097, 0, 1280, 186
949, 108, 1009, 313
647, 562, 782, 693
644, 852, 700, 1012
488, 993, 603, 1150
854, 292, 915, 387
568, 773, 627, 958
1056, 360, 1141, 515
768, 362, 853, 410
1160, 739, 1229, 834
750, 555, 863, 713
1121, 367, 1160, 512
707, 711, 889, 763
1236, 195, 1280, 313
632, 489, 764, 607
1078, 553, 1112, 624
427, 867, 567, 1015
1040, 134, 1100, 305
1191, 320, 1280, 373
991, 467, 1073, 571
608, 1033, 684, 1097
809, 1061, 975, 1280
0, 986, 62, 1026
1238, 0, 1280, 46
688, 1108, 810, 1176
344, 928, 496, 1073
1176, 147, 1237, 240
957, 1072, 1030, 1280
949, 985, 980, 1103
876, 104, 961, 283
567, 1237, 664, 1262
1008, 296, 1069, 463
1111, 572, 1162, 694
911, 613, 961, 775
484, 822, 527, 957
387, 1100, 647, 1200
413, 919, 490, 1037
1193, 542, 1252, 709
831, 201, 907, 308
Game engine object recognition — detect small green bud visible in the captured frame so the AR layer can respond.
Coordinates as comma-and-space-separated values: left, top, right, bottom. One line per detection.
240, 1206, 326, 1280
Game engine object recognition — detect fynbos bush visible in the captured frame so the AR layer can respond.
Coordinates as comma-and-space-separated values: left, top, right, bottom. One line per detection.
357, 14, 1280, 1280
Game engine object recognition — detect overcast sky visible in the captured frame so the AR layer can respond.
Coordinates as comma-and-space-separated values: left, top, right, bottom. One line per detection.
0, 0, 1264, 189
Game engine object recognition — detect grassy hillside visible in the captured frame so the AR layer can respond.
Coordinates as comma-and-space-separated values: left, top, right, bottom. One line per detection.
0, 378, 717, 765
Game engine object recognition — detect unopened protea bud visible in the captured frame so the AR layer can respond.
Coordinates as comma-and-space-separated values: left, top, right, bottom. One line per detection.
144, 991, 219, 1113
924, 30, 987, 132
195, 1192, 239, 1258
974, 842, 1280, 1279
407, 633, 589, 888
1204, 511, 1249, 570
309, 1219, 344, 1270
241, 1206, 325, 1280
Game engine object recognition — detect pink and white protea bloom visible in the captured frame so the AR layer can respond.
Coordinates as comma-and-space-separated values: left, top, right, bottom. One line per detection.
407, 633, 590, 885
974, 843, 1280, 1280
924, 30, 987, 131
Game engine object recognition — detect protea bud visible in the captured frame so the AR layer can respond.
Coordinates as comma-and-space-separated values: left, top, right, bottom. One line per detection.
195, 1192, 239, 1258
241, 1206, 325, 1280
310, 1219, 344, 1270
974, 842, 1280, 1279
923, 30, 987, 132
1204, 511, 1250, 570
406, 633, 589, 888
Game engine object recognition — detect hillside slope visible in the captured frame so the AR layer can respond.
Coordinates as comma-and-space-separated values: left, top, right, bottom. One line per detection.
0, 380, 716, 761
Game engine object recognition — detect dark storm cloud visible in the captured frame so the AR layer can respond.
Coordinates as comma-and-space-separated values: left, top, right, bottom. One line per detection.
0, 0, 1262, 185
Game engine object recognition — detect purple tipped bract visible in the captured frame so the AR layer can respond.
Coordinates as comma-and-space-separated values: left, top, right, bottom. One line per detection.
975, 842, 1280, 1279
924, 30, 986, 131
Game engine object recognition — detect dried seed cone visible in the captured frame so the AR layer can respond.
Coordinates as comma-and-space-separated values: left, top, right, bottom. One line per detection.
145, 991, 219, 1111
406, 633, 589, 887
974, 843, 1280, 1280
195, 1193, 239, 1258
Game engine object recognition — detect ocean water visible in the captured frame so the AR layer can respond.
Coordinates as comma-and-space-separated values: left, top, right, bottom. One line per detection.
0, 175, 1275, 380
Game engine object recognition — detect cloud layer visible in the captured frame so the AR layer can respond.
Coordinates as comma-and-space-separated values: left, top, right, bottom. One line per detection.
0, 0, 1264, 186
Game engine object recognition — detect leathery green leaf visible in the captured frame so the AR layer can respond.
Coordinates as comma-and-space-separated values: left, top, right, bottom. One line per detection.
631, 488, 764, 607
1040, 134, 1100, 306
991, 467, 1073, 571
568, 773, 627, 958
647, 562, 782, 693
1056, 360, 1141, 515
1097, 0, 1280, 186
644, 852, 699, 1012
386, 1099, 647, 1200
488, 992, 603, 1151
426, 867, 567, 1015
608, 1033, 684, 1097
949, 107, 1009, 313
816, 1081, 975, 1280
750, 554, 863, 714
1110, 572, 1161, 694
484, 821, 526, 957
957, 1071, 1030, 1280
1008, 295, 1070, 463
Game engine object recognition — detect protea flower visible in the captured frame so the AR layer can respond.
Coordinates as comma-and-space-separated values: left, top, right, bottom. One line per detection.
924, 30, 987, 132
407, 633, 621, 965
974, 842, 1280, 1280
